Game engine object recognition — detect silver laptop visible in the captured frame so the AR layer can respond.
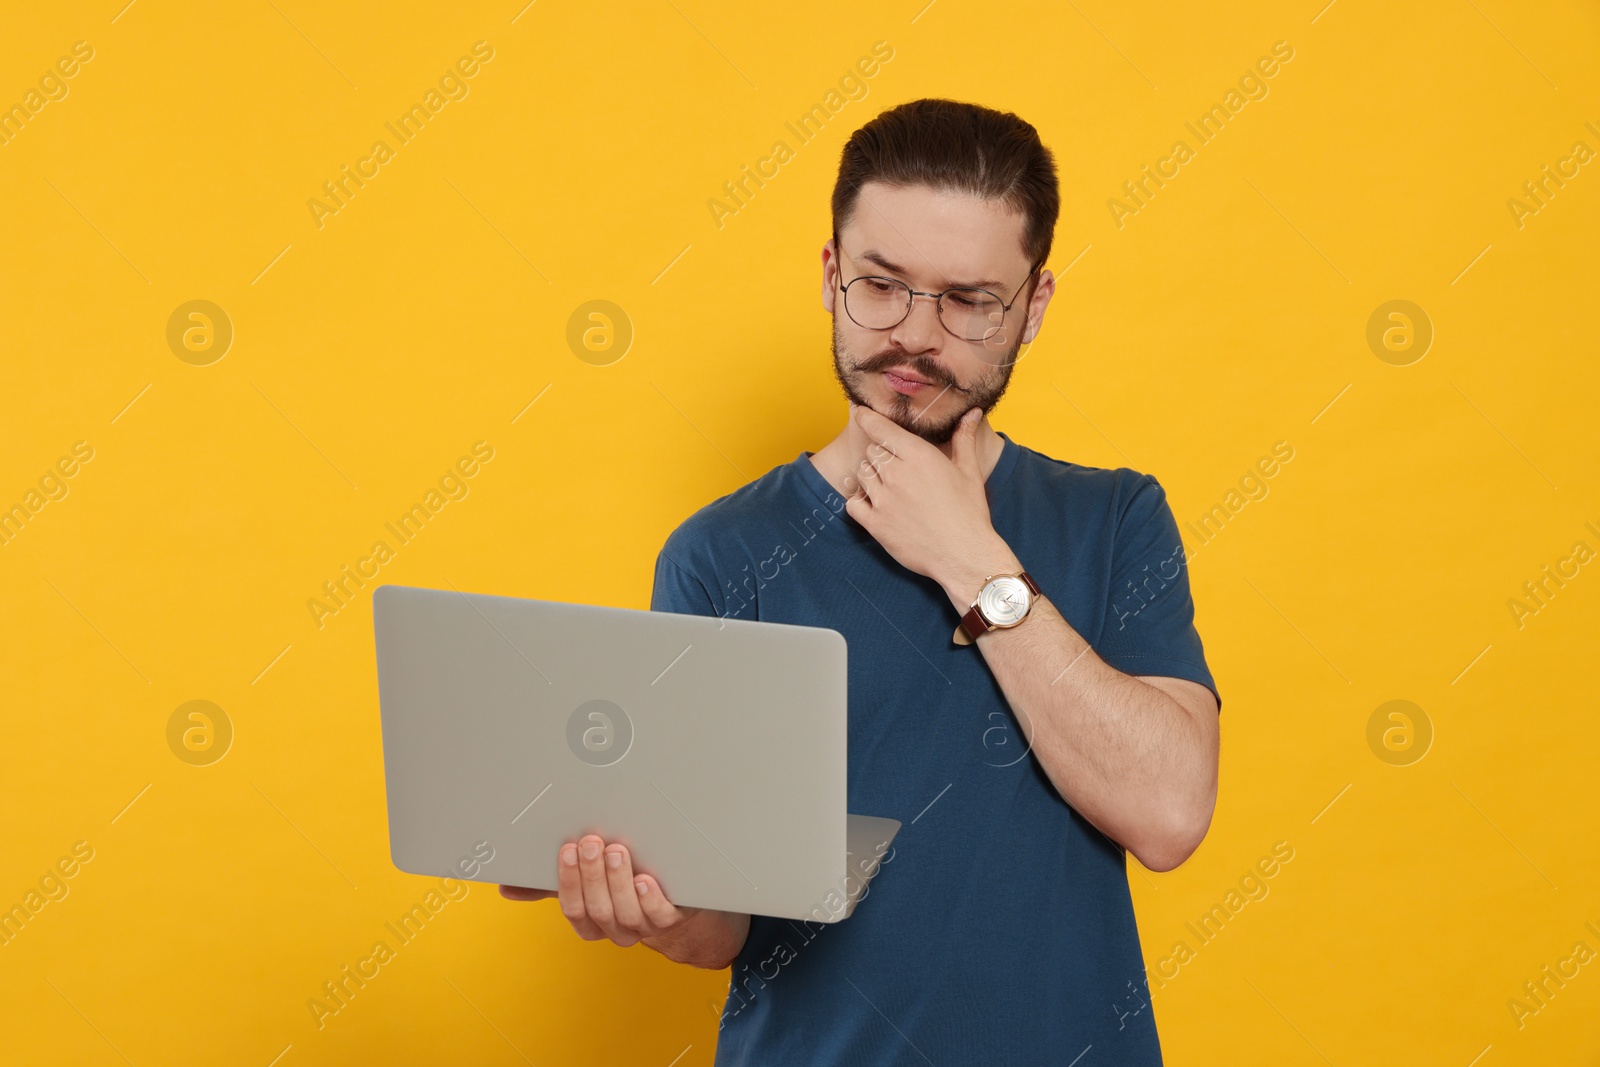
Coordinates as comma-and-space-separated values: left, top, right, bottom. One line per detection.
372, 583, 900, 922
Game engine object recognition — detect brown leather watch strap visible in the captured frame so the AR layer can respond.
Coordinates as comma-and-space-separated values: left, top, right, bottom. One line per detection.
953, 570, 1041, 645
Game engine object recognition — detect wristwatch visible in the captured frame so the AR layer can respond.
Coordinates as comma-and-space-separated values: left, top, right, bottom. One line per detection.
952, 570, 1041, 645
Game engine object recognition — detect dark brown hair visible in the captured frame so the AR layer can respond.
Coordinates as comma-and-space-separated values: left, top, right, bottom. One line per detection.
831, 98, 1060, 272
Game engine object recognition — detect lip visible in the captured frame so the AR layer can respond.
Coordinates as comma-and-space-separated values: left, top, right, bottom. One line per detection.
883, 370, 930, 395
884, 365, 932, 384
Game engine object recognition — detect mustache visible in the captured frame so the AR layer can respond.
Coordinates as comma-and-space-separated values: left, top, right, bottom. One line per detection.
858, 353, 965, 393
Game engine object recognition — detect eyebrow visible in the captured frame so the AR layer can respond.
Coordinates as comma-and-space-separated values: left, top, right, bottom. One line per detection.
855, 247, 1007, 292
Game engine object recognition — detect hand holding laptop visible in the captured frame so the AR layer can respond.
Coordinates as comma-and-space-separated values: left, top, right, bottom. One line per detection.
500, 832, 750, 968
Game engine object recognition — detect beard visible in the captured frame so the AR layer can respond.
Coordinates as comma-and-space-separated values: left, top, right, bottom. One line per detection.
830, 315, 1023, 446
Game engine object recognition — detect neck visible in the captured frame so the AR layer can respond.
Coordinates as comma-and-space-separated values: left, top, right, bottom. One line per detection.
807, 408, 1004, 498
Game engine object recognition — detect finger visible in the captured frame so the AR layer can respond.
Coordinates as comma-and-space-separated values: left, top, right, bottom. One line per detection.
843, 491, 872, 528
602, 844, 648, 944
952, 407, 983, 476
852, 404, 906, 458
557, 841, 603, 940
576, 834, 619, 933
632, 873, 690, 929
855, 451, 890, 495
498, 884, 556, 901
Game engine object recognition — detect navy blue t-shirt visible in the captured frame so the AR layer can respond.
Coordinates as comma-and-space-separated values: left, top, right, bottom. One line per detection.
650, 430, 1220, 1067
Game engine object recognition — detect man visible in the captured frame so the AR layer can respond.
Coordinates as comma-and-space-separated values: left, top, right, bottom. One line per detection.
502, 97, 1221, 1064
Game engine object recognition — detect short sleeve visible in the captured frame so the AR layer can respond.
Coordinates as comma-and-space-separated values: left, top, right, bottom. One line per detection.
650, 549, 721, 618
1095, 474, 1221, 713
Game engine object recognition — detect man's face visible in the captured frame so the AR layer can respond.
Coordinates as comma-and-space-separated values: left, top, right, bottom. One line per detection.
823, 181, 1047, 446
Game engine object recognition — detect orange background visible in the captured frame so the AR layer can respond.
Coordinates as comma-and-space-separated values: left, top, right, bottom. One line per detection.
2, 1, 1598, 1064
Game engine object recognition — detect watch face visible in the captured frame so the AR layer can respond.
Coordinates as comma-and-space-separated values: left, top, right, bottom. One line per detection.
979, 576, 1031, 626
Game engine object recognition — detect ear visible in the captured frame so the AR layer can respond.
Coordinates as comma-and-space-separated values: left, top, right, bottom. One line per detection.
821, 238, 838, 314
1020, 270, 1054, 344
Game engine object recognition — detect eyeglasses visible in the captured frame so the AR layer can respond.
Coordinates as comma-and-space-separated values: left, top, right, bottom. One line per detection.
835, 239, 1042, 344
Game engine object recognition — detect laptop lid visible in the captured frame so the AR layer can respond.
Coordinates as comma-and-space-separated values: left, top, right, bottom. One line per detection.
373, 583, 885, 922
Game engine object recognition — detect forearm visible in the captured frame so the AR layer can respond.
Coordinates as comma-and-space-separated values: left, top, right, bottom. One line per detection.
990, 600, 1211, 864
642, 908, 750, 969
940, 553, 1213, 867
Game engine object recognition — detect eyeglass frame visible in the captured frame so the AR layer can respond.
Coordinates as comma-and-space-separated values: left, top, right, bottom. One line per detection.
832, 234, 1045, 343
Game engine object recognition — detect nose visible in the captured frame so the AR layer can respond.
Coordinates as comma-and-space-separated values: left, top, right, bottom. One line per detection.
888, 290, 943, 353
